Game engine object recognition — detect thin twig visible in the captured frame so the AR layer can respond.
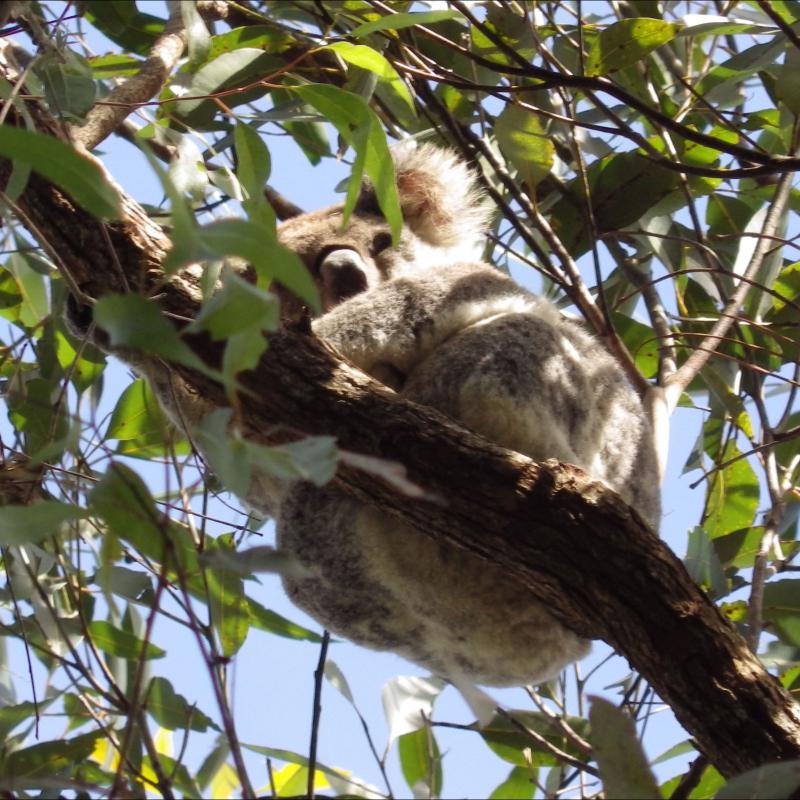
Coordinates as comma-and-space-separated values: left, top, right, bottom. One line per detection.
307, 630, 331, 799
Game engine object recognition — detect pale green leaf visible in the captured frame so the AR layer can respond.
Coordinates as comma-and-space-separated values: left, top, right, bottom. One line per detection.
589, 697, 659, 799
0, 502, 84, 546
704, 441, 759, 538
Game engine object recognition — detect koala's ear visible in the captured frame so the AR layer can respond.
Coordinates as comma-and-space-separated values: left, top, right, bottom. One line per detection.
359, 143, 492, 247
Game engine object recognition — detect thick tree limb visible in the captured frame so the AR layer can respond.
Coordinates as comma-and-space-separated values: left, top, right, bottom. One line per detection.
3, 98, 800, 782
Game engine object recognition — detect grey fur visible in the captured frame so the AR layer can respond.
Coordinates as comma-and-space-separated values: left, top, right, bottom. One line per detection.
270, 145, 660, 686
89, 144, 661, 686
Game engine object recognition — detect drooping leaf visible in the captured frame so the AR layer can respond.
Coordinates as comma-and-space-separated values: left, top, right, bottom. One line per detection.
703, 441, 760, 538
398, 726, 443, 799
0, 127, 121, 219
763, 580, 800, 647
204, 537, 251, 657
382, 675, 445, 746
588, 697, 660, 799
495, 103, 554, 187
293, 84, 402, 243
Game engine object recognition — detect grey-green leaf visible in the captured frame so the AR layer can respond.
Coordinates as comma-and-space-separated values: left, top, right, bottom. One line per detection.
0, 501, 84, 546
589, 697, 660, 799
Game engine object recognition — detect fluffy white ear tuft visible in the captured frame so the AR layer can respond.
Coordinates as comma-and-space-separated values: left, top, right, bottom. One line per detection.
390, 143, 492, 249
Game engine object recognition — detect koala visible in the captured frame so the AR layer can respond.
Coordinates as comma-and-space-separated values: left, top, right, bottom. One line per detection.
80, 143, 661, 686
263, 145, 661, 686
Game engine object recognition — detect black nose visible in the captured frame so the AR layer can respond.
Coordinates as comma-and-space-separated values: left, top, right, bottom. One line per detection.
319, 250, 369, 307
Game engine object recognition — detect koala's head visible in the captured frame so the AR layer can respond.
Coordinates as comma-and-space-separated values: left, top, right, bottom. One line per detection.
277, 144, 491, 313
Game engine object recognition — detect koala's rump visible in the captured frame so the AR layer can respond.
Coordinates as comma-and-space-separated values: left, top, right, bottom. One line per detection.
279, 483, 589, 686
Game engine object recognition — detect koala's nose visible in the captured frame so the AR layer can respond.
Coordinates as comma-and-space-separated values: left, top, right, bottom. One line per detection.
319, 249, 369, 308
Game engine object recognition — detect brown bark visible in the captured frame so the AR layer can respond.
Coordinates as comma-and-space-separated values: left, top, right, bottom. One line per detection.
3, 102, 800, 782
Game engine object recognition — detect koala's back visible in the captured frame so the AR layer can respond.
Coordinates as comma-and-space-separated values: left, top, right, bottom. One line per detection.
279, 266, 660, 686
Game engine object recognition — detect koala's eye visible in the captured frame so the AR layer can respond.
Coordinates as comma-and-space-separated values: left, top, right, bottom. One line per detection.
371, 232, 393, 256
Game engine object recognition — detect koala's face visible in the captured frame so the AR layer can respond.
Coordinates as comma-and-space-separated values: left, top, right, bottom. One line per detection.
277, 204, 397, 312
275, 144, 491, 317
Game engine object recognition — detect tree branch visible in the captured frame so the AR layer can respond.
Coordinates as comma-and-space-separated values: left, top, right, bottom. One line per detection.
3, 77, 800, 783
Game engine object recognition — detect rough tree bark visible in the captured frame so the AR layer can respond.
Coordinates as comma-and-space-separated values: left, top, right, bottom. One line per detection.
3, 80, 800, 781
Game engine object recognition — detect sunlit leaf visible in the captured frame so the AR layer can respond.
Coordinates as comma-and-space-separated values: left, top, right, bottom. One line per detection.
398, 727, 443, 799
350, 9, 461, 37
495, 103, 554, 187
585, 18, 678, 76
703, 441, 759, 538
293, 85, 402, 243
88, 620, 165, 660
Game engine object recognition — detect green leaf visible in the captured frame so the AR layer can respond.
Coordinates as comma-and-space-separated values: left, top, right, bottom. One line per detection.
234, 123, 271, 204
763, 580, 800, 647
93, 294, 212, 375
350, 10, 461, 37
146, 676, 219, 732
189, 271, 279, 340
205, 537, 250, 657
0, 699, 55, 740
610, 313, 659, 379
684, 526, 727, 597
194, 409, 250, 498
90, 462, 199, 577
703, 441, 760, 538
83, 0, 164, 55
495, 103, 554, 187
716, 760, 800, 800
398, 727, 443, 798
35, 52, 97, 121
479, 710, 589, 768
53, 329, 106, 393
3, 252, 49, 328
490, 765, 537, 799
87, 53, 143, 79
0, 730, 102, 778
293, 84, 402, 244
88, 620, 165, 660
0, 126, 121, 219
181, 0, 211, 69
775, 49, 800, 115
585, 18, 678, 77
326, 42, 414, 111
197, 219, 319, 311
247, 599, 325, 642
589, 697, 659, 799
0, 501, 84, 546
174, 48, 269, 116
106, 378, 174, 443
